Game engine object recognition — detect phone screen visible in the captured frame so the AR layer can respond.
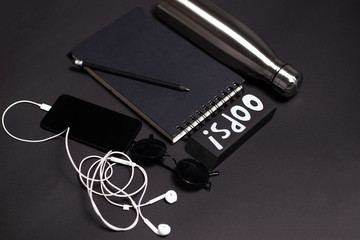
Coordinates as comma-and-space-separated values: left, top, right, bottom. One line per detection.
40, 94, 142, 152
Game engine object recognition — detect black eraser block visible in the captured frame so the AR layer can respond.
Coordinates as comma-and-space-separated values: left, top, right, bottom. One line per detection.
185, 87, 276, 170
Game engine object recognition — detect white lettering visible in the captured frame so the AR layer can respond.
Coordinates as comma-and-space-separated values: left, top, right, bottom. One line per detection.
242, 94, 264, 111
230, 105, 251, 121
203, 130, 223, 150
210, 122, 231, 139
203, 94, 265, 151
221, 113, 246, 133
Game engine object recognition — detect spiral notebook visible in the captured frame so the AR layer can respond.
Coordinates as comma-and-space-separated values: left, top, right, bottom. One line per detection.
71, 8, 244, 143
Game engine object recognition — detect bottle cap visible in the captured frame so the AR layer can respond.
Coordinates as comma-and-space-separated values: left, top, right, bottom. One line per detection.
272, 64, 303, 97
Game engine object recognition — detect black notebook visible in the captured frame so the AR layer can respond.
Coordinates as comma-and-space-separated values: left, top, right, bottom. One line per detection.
71, 8, 244, 143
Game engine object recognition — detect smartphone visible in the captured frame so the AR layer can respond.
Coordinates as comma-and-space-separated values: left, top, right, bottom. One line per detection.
41, 94, 142, 152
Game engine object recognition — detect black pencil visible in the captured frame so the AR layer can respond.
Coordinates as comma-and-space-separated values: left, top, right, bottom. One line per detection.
73, 59, 190, 92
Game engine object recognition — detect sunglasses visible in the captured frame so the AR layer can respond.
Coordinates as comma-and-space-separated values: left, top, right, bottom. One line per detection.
130, 134, 219, 191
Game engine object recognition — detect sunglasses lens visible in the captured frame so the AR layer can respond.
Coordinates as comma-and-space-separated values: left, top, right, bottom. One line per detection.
132, 138, 167, 160
175, 159, 209, 186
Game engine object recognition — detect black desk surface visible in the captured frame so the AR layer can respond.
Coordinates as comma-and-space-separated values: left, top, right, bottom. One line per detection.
1, 1, 360, 239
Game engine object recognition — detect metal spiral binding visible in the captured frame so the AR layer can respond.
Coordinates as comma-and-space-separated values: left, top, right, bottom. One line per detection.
176, 82, 243, 139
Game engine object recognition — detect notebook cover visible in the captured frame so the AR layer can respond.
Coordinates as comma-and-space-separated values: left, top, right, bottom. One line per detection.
71, 8, 243, 143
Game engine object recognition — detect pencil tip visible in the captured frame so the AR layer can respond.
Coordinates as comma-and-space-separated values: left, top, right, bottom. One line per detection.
180, 86, 190, 92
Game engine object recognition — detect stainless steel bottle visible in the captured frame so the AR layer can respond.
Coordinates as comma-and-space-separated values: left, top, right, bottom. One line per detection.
156, 0, 303, 97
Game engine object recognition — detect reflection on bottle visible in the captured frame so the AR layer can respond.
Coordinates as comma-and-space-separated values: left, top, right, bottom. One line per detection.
157, 0, 303, 97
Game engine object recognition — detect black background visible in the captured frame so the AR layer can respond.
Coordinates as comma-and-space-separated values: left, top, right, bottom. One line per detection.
1, 1, 360, 239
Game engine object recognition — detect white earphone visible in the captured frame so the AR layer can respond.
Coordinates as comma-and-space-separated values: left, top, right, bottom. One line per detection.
142, 190, 178, 206
143, 218, 171, 236
1, 100, 178, 236
108, 156, 177, 236
69, 136, 177, 236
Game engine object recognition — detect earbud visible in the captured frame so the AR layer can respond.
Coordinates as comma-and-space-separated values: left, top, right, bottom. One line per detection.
143, 218, 171, 236
146, 190, 178, 205
157, 224, 171, 236
164, 190, 177, 204
139, 190, 176, 236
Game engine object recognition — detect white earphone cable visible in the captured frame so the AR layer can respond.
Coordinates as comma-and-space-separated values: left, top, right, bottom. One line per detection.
63, 124, 150, 231
1, 100, 66, 143
1, 99, 175, 235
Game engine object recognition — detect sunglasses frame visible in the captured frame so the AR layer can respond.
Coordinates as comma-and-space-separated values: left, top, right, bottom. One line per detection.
130, 134, 219, 191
